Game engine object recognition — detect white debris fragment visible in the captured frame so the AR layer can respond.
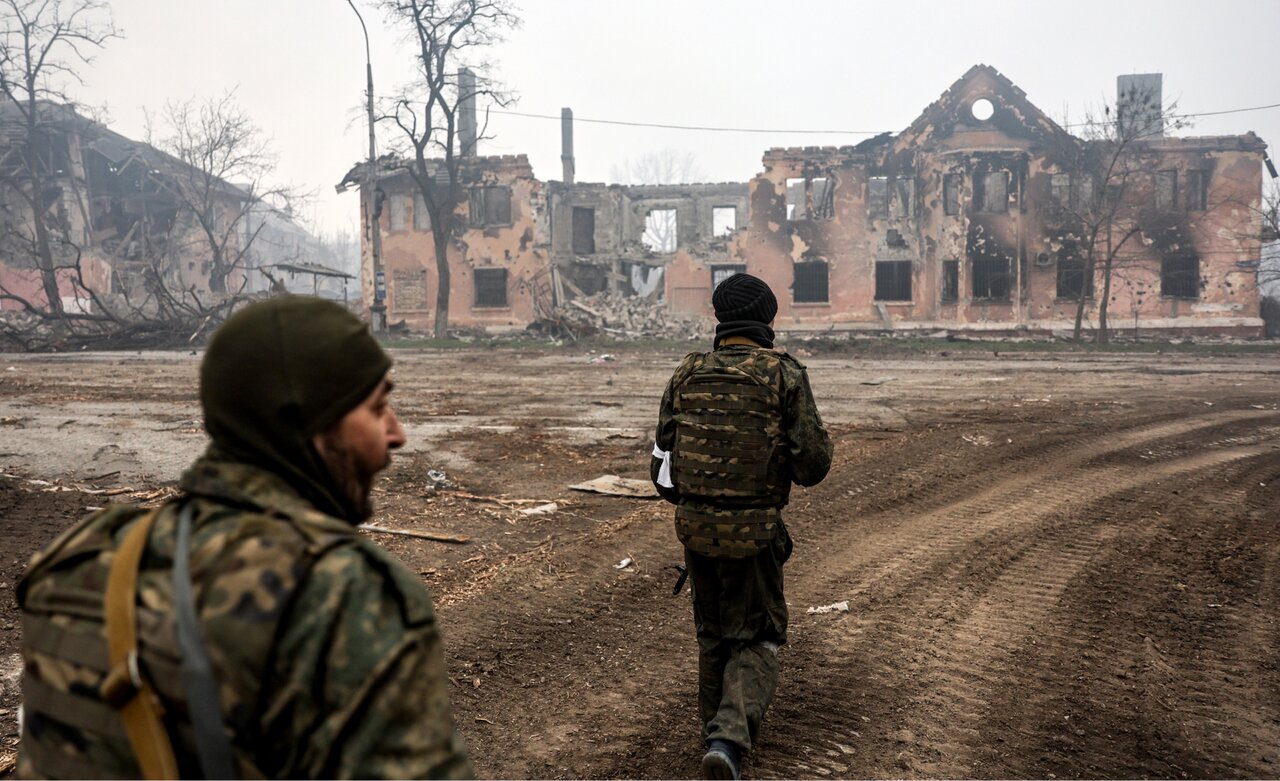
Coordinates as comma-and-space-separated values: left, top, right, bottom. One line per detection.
613, 557, 634, 569
519, 502, 559, 516
806, 601, 849, 615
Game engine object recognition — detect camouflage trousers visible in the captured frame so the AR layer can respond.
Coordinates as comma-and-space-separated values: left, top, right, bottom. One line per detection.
685, 527, 791, 753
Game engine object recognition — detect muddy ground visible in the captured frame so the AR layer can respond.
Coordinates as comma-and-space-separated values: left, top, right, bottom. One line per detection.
1, 342, 1278, 778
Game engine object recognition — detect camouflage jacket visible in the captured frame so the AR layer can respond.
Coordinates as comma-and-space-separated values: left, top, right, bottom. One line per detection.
651, 344, 832, 555
17, 458, 472, 780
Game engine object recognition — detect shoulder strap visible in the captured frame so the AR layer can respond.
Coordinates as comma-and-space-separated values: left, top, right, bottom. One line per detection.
174, 501, 237, 780
101, 506, 180, 780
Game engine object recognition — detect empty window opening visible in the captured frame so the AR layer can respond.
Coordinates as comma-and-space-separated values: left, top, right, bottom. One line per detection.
713, 206, 737, 236
972, 257, 1011, 300
971, 98, 995, 121
941, 259, 959, 303
642, 208, 678, 253
1161, 256, 1199, 299
1155, 170, 1178, 212
868, 175, 888, 219
1185, 170, 1207, 211
413, 192, 431, 231
469, 186, 512, 227
786, 177, 834, 221
389, 194, 407, 231
1056, 258, 1094, 300
891, 177, 915, 218
793, 260, 829, 303
1050, 174, 1071, 209
943, 173, 962, 216
711, 264, 747, 290
1076, 176, 1094, 208
980, 171, 1009, 213
473, 267, 508, 307
874, 260, 912, 301
572, 206, 595, 254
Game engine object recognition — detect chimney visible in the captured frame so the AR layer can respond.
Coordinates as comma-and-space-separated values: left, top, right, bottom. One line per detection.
1116, 73, 1163, 139
561, 107, 575, 184
458, 67, 476, 156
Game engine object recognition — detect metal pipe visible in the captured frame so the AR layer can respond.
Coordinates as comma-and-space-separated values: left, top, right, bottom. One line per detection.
346, 0, 386, 332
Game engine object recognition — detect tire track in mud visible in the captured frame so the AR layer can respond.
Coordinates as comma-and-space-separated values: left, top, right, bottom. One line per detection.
435, 405, 1279, 779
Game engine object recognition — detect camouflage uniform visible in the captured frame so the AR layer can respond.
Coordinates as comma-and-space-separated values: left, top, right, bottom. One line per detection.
653, 343, 831, 754
18, 457, 473, 780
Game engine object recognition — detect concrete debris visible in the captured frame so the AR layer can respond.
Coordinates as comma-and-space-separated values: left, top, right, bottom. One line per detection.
539, 292, 709, 342
569, 475, 658, 498
614, 557, 634, 570
807, 601, 850, 615
519, 502, 559, 516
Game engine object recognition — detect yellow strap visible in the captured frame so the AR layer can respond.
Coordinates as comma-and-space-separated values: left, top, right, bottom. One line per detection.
103, 507, 181, 780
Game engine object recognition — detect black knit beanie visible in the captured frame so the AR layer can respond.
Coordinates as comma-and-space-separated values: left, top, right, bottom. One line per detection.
712, 273, 777, 324
195, 296, 392, 521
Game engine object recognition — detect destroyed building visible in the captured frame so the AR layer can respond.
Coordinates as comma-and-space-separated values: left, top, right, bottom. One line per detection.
345, 65, 1269, 337
0, 102, 319, 314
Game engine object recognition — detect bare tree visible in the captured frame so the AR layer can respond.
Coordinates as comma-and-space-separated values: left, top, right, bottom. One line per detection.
1055, 87, 1185, 342
146, 91, 297, 296
0, 0, 117, 317
610, 148, 705, 254
378, 0, 519, 338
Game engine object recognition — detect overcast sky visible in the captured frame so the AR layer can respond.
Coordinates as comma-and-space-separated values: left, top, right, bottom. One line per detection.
74, 0, 1280, 238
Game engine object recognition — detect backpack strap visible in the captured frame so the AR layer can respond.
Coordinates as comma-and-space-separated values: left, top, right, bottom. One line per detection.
101, 506, 181, 780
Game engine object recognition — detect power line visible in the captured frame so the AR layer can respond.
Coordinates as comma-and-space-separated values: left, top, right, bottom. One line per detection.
492, 101, 1280, 136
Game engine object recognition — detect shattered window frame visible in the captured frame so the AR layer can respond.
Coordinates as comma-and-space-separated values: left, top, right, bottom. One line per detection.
389, 194, 407, 231
793, 259, 829, 303
1161, 256, 1199, 299
1050, 173, 1071, 209
469, 185, 513, 228
786, 177, 834, 221
1184, 170, 1207, 211
1055, 257, 1094, 300
868, 175, 889, 219
971, 256, 1011, 301
941, 259, 959, 303
473, 267, 509, 307
943, 173, 962, 216
571, 206, 595, 254
712, 206, 737, 236
642, 207, 679, 253
980, 171, 1009, 213
874, 260, 912, 302
891, 177, 914, 219
711, 264, 747, 290
1155, 169, 1178, 212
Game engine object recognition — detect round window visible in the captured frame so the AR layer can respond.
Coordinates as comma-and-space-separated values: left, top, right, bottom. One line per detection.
970, 98, 995, 121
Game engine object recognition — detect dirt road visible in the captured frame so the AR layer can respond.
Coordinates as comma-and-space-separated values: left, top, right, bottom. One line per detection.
2, 344, 1278, 778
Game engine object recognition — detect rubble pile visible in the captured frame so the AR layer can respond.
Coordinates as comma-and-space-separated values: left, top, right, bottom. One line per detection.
548, 292, 709, 341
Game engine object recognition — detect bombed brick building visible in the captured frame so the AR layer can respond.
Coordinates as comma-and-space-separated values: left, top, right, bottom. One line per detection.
664, 65, 1269, 335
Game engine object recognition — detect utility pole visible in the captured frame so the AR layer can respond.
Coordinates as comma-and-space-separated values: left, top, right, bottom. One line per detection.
346, 0, 385, 332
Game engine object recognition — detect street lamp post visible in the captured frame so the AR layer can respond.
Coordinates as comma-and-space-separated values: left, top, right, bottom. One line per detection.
346, 0, 386, 333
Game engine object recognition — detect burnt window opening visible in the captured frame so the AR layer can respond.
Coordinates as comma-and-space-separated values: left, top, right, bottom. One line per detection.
389, 194, 407, 231
885, 229, 907, 248
712, 206, 737, 236
1076, 176, 1095, 209
1056, 258, 1094, 300
1050, 173, 1071, 209
891, 177, 915, 219
875, 260, 912, 302
972, 256, 1011, 300
711, 264, 747, 290
469, 185, 512, 227
793, 260, 829, 303
941, 259, 959, 303
1155, 170, 1178, 212
943, 173, 962, 216
413, 192, 431, 231
786, 177, 834, 221
1185, 170, 1208, 211
642, 208, 678, 253
572, 206, 595, 254
1161, 256, 1199, 299
473, 267, 508, 307
868, 175, 888, 219
980, 171, 1009, 213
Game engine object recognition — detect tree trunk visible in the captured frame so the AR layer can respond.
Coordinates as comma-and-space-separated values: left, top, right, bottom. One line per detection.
1072, 250, 1095, 342
1096, 252, 1114, 344
432, 227, 450, 339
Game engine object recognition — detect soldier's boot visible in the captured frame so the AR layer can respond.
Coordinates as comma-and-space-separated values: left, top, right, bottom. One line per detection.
701, 739, 742, 780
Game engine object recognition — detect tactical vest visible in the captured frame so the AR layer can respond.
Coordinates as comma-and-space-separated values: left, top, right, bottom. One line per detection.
672, 349, 788, 558
17, 501, 353, 780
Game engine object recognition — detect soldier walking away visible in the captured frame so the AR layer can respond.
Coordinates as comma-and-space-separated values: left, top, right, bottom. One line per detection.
651, 273, 832, 780
17, 297, 473, 779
